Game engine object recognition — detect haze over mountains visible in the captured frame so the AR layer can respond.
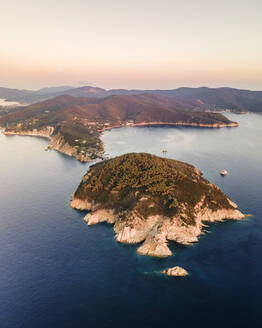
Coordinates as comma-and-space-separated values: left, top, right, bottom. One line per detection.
1, 85, 262, 112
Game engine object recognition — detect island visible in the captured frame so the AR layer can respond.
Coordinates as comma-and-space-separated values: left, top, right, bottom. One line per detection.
71, 153, 245, 257
161, 267, 189, 277
0, 93, 239, 162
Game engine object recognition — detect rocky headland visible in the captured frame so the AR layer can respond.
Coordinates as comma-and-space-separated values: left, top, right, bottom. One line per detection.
71, 153, 245, 258
3, 125, 103, 162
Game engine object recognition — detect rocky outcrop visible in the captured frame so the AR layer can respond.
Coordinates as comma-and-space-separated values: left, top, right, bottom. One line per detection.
83, 209, 116, 225
72, 198, 244, 257
70, 153, 246, 258
3, 127, 95, 162
70, 197, 93, 211
161, 266, 188, 277
46, 133, 92, 162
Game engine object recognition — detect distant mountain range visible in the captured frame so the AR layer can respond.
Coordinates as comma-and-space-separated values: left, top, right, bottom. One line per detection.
1, 85, 262, 112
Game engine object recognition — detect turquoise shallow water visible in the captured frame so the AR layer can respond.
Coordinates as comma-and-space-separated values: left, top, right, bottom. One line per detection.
0, 112, 262, 327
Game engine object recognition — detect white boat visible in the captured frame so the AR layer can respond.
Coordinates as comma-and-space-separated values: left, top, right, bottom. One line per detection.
220, 169, 228, 176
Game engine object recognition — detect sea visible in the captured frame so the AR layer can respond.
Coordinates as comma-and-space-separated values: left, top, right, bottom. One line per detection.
0, 112, 261, 328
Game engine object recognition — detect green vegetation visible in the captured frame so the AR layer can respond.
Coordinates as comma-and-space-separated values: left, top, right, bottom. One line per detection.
0, 94, 238, 162
192, 111, 232, 124
74, 153, 233, 225
0, 93, 237, 129
54, 123, 102, 149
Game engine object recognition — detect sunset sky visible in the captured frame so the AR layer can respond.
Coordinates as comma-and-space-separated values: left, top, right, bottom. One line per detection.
1, 0, 261, 90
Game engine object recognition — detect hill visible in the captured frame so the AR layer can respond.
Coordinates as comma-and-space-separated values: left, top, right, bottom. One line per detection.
1, 85, 262, 112
0, 93, 236, 126
71, 153, 245, 257
0, 87, 33, 102
163, 87, 262, 112
0, 94, 238, 162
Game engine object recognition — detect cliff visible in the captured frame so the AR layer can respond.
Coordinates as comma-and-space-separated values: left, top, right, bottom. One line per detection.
46, 132, 94, 162
3, 126, 99, 162
71, 153, 245, 257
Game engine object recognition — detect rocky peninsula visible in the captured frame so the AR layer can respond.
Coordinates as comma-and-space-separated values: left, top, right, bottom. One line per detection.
71, 153, 245, 257
3, 124, 103, 162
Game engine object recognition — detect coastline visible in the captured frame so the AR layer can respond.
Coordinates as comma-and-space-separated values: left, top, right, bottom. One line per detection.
69, 151, 246, 258
2, 127, 96, 162
102, 121, 239, 132
2, 119, 239, 163
70, 195, 245, 258
0, 94, 261, 328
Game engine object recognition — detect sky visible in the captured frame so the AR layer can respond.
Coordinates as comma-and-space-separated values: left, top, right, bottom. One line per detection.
0, 0, 261, 90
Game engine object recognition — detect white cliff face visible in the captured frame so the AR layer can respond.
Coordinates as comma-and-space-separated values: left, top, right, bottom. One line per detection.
70, 197, 93, 210
70, 195, 245, 258
161, 266, 188, 277
114, 213, 160, 244
69, 153, 246, 258
47, 133, 92, 162
83, 209, 116, 225
136, 220, 173, 258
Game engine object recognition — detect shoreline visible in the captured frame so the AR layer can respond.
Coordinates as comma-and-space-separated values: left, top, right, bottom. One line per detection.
2, 127, 95, 162
102, 121, 239, 132
70, 194, 245, 258
2, 119, 239, 162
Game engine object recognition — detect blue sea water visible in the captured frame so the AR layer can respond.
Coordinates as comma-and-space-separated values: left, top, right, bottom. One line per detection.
0, 112, 262, 328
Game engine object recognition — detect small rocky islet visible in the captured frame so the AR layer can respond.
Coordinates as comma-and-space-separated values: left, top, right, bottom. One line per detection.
71, 152, 245, 264
161, 266, 189, 277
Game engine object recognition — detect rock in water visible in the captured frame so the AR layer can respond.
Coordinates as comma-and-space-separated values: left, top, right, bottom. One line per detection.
161, 266, 189, 277
71, 153, 245, 258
